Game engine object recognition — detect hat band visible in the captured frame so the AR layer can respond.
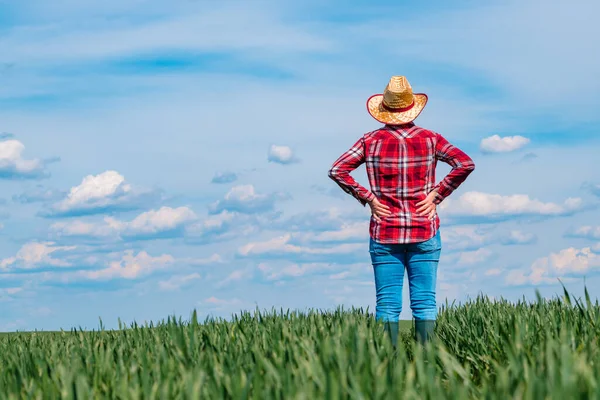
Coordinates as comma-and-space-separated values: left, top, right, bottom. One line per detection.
381, 100, 415, 112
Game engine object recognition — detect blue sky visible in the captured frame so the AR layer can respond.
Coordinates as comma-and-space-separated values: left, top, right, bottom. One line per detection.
1, 0, 600, 331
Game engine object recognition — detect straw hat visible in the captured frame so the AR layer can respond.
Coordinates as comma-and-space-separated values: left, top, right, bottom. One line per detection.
366, 76, 428, 125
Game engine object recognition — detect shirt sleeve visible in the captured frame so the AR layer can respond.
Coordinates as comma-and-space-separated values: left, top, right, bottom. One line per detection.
432, 133, 475, 205
328, 136, 376, 207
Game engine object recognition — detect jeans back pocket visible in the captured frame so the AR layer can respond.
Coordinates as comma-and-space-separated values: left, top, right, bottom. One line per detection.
411, 230, 442, 253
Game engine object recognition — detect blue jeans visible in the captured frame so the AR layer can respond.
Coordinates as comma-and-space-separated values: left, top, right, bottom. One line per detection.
369, 230, 442, 322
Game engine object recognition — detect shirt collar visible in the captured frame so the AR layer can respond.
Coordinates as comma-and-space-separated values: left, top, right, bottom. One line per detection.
385, 122, 416, 138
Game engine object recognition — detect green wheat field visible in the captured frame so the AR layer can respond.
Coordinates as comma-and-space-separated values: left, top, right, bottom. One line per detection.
1, 287, 599, 399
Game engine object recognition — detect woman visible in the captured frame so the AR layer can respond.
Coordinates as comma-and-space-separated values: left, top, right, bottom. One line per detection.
328, 76, 475, 346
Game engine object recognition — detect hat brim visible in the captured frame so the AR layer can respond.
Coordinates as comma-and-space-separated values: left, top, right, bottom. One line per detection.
366, 93, 428, 125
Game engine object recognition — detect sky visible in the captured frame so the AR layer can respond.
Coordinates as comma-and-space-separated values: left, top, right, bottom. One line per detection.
1, 0, 599, 332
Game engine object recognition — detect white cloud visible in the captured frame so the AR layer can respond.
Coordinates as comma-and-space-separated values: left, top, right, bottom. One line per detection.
44, 170, 159, 217
185, 210, 247, 242
500, 230, 537, 245
258, 262, 349, 281
158, 273, 201, 291
455, 248, 494, 266
50, 218, 122, 238
238, 234, 362, 258
301, 221, 368, 243
329, 271, 352, 280
12, 185, 64, 203
566, 225, 600, 240
0, 242, 76, 270
124, 206, 197, 236
480, 135, 530, 153
217, 268, 253, 287
50, 206, 197, 240
204, 296, 237, 305
506, 246, 600, 286
438, 282, 470, 302
442, 226, 493, 251
209, 184, 285, 215
441, 192, 584, 219
258, 262, 335, 281
185, 210, 281, 245
0, 249, 219, 285
84, 250, 175, 280
0, 319, 28, 332
324, 285, 356, 305
223, 269, 248, 281
201, 296, 248, 314
442, 226, 536, 252
211, 171, 238, 184
0, 287, 24, 298
182, 254, 223, 266
268, 144, 298, 164
256, 260, 364, 282
0, 139, 48, 179
272, 208, 350, 232
55, 251, 220, 282
201, 210, 237, 230
582, 182, 600, 198
485, 268, 503, 276
58, 170, 127, 209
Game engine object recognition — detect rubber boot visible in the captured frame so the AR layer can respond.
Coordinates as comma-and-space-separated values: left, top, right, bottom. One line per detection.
384, 321, 399, 348
414, 320, 435, 345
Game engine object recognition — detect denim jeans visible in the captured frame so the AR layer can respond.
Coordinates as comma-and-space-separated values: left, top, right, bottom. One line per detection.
369, 230, 442, 322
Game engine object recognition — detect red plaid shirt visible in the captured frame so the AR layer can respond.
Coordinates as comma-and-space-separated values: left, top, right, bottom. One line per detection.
328, 123, 475, 244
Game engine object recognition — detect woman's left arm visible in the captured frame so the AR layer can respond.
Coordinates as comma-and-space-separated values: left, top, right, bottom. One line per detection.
328, 136, 376, 207
432, 133, 476, 205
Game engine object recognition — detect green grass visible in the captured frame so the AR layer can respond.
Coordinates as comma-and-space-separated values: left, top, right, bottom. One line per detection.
1, 287, 599, 399
0, 320, 416, 337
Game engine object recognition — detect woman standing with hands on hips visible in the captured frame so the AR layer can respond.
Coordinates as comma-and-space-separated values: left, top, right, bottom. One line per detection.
328, 76, 475, 346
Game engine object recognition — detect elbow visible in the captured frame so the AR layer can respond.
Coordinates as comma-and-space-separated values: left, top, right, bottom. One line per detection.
328, 168, 337, 179
466, 159, 475, 172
